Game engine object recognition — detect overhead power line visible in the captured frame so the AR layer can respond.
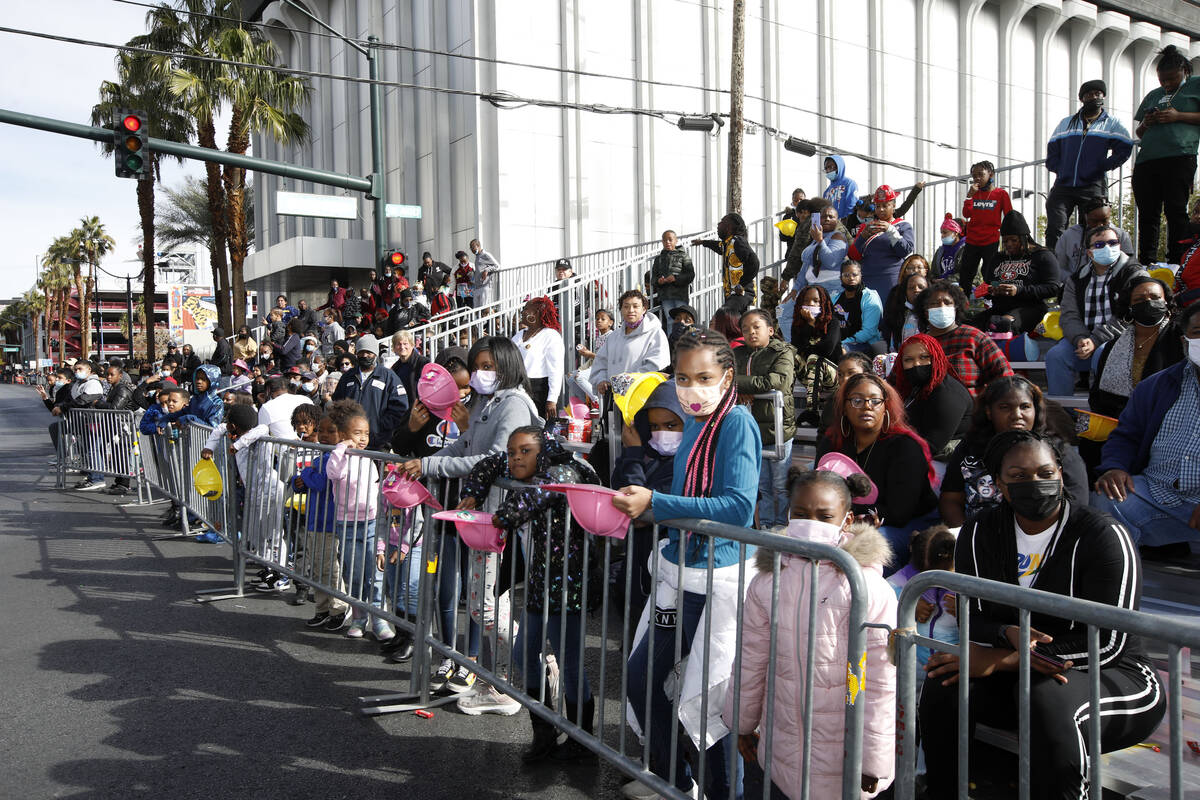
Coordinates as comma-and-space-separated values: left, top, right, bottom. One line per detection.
0, 22, 944, 177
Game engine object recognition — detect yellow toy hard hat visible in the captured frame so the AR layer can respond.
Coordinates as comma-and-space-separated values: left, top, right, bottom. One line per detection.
774, 219, 798, 238
1075, 410, 1119, 442
1149, 267, 1176, 287
1036, 311, 1063, 341
285, 494, 308, 513
192, 458, 223, 500
610, 372, 668, 425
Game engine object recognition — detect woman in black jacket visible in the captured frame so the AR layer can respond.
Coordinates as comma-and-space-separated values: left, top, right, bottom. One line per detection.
920, 430, 1165, 800
972, 211, 1061, 334
791, 284, 843, 423
887, 332, 972, 460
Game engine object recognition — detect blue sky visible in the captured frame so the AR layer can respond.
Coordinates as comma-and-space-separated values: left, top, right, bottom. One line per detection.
0, 0, 207, 295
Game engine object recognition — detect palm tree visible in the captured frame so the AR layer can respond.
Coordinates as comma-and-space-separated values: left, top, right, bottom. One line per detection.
140, 1, 309, 332
91, 48, 193, 364
45, 235, 81, 361
70, 217, 116, 358
136, 0, 237, 333
157, 175, 253, 253
211, 26, 309, 330
22, 289, 46, 365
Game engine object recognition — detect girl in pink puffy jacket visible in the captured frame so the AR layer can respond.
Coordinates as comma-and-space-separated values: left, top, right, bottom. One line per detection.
724, 469, 898, 799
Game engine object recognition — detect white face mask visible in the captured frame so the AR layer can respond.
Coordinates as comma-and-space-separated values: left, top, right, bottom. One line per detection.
469, 369, 500, 395
75, 371, 88, 381
801, 304, 822, 318
785, 518, 846, 548
676, 371, 730, 417
1188, 337, 1200, 368
649, 430, 683, 456
927, 306, 957, 330
301, 382, 315, 392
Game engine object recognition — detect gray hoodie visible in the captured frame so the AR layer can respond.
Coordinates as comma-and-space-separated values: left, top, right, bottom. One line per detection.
420, 388, 543, 478
590, 310, 671, 387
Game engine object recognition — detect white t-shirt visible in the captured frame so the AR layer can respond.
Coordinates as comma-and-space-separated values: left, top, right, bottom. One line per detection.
1014, 502, 1068, 588
512, 327, 565, 400
258, 392, 314, 439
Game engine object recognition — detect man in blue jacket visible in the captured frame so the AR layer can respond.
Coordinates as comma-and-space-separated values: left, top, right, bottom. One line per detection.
1092, 301, 1200, 554
331, 333, 409, 450
1044, 80, 1133, 250
821, 154, 859, 220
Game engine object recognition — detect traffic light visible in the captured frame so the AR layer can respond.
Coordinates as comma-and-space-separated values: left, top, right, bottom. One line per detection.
113, 110, 149, 180
383, 250, 406, 270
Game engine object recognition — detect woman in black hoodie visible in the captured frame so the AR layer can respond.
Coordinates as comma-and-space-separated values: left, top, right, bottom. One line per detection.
920, 430, 1165, 800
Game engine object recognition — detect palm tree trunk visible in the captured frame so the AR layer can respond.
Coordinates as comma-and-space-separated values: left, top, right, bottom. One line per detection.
72, 266, 86, 360
199, 116, 232, 335
224, 105, 250, 332
138, 173, 158, 362
58, 289, 67, 363
83, 268, 96, 360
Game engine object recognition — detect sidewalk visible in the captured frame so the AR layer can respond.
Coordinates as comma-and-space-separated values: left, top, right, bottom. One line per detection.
0, 384, 623, 799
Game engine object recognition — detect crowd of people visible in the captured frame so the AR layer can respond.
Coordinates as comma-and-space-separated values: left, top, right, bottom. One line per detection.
26, 45, 1200, 800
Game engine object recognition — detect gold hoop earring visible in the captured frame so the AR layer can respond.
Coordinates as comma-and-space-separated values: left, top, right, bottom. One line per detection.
840, 417, 850, 438
883, 410, 891, 432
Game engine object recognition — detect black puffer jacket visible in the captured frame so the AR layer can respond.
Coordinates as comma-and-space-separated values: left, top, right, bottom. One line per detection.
98, 374, 137, 411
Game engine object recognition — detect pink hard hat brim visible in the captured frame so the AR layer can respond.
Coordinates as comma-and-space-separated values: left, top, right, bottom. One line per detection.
542, 483, 630, 539
815, 452, 880, 505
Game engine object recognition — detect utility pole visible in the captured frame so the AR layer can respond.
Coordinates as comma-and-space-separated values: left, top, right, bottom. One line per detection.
727, 0, 746, 216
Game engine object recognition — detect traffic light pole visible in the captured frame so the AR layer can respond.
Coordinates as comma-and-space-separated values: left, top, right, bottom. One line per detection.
0, 107, 372, 194
280, 0, 388, 267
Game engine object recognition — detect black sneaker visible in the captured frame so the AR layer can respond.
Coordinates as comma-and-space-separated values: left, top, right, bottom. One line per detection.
73, 479, 105, 492
324, 610, 351, 631
447, 665, 477, 694
382, 632, 414, 662
430, 658, 455, 693
290, 586, 308, 606
105, 485, 129, 496
305, 611, 330, 628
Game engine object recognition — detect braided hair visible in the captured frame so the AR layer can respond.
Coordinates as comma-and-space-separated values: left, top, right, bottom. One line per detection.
1157, 45, 1192, 78
888, 333, 957, 401
674, 328, 738, 501
795, 284, 836, 337
970, 160, 996, 189
982, 428, 1064, 480
524, 296, 561, 333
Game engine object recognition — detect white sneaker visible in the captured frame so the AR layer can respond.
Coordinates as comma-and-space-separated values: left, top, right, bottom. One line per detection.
456, 684, 522, 716
545, 654, 560, 711
371, 619, 395, 642
345, 621, 365, 639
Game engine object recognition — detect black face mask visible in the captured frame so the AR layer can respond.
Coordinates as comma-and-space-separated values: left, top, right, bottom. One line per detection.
1130, 299, 1167, 327
1005, 479, 1062, 520
903, 364, 933, 387
1081, 98, 1104, 115
356, 353, 376, 370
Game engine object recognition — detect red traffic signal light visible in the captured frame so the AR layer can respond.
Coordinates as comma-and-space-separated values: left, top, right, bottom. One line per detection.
390, 251, 405, 266
113, 109, 149, 180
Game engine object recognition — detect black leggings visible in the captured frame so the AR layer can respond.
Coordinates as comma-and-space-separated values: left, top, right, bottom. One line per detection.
1132, 154, 1196, 265
920, 657, 1165, 800
528, 376, 549, 414
957, 241, 998, 293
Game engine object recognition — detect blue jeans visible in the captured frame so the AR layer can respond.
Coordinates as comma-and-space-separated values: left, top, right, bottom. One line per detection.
758, 439, 793, 529
435, 529, 480, 656
627, 590, 737, 795
880, 509, 941, 577
514, 610, 591, 707
1045, 338, 1101, 397
1090, 475, 1200, 547
382, 538, 423, 617
338, 519, 383, 625
660, 298, 689, 325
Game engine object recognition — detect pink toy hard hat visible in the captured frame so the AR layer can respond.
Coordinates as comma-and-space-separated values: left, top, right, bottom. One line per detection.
432, 509, 505, 552
816, 452, 879, 505
542, 483, 630, 539
417, 362, 460, 421
380, 470, 444, 510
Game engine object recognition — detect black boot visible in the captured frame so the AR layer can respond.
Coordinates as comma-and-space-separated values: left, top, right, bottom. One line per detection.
551, 696, 596, 762
522, 706, 559, 764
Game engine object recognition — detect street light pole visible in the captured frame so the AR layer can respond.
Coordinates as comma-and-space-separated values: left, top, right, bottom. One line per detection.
282, 1, 388, 268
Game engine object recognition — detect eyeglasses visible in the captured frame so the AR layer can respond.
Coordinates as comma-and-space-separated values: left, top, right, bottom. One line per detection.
1091, 239, 1121, 249
847, 397, 885, 409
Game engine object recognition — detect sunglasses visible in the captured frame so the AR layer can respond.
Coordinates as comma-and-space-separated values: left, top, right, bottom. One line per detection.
1090, 239, 1121, 249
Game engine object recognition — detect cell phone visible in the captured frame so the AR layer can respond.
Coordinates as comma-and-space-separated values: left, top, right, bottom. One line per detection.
1031, 648, 1067, 670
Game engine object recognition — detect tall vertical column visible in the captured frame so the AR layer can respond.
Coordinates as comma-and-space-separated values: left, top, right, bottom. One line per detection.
997, 0, 1032, 164
957, 0, 988, 175
633, 0, 653, 243
867, 0, 884, 190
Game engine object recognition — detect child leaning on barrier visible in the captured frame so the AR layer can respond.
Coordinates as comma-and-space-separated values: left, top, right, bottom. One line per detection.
141, 387, 192, 529
283, 404, 323, 604
176, 365, 224, 428
291, 413, 352, 631
724, 468, 897, 800
325, 399, 390, 642
458, 426, 602, 748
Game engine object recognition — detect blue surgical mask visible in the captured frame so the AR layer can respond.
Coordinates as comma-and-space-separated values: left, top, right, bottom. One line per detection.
941, 235, 957, 246
927, 306, 957, 330
1092, 245, 1120, 266
825, 171, 838, 181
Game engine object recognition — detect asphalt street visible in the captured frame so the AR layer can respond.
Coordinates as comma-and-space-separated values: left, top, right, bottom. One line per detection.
0, 383, 630, 799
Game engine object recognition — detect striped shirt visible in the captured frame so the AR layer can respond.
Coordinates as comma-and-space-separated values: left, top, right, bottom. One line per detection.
1083, 268, 1114, 332
1145, 364, 1200, 507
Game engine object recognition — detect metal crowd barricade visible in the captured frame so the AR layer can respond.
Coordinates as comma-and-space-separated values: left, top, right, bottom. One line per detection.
55, 408, 152, 503
892, 570, 1200, 800
193, 431, 878, 800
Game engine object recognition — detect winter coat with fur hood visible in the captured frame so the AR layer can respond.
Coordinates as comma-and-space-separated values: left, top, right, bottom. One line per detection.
723, 523, 898, 800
